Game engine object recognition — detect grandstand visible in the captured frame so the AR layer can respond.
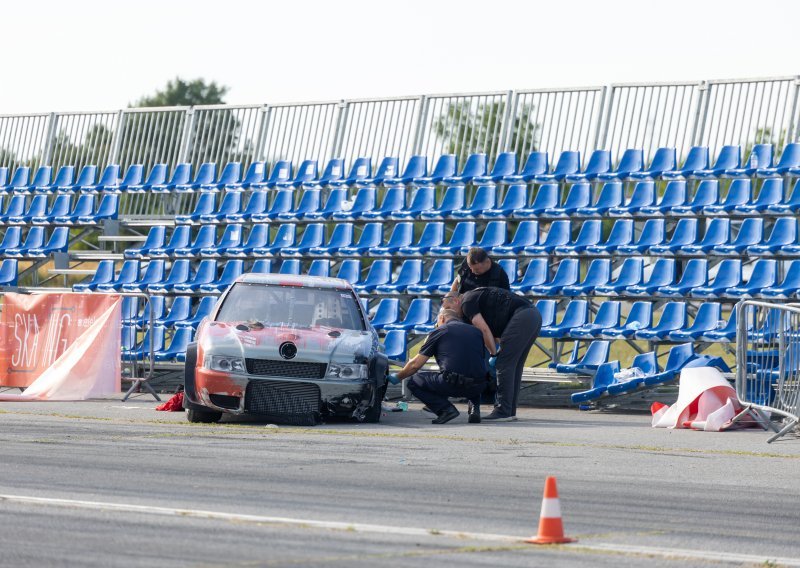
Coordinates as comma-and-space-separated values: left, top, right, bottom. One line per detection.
1, 75, 799, 398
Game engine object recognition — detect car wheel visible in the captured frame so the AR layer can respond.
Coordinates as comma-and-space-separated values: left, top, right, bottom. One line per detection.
187, 407, 222, 423
362, 383, 387, 424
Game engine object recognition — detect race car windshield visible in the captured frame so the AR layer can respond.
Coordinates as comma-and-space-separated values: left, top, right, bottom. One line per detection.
215, 283, 365, 331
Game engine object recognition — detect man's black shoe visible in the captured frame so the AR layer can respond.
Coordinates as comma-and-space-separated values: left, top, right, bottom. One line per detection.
431, 406, 459, 424
467, 402, 481, 424
483, 410, 514, 422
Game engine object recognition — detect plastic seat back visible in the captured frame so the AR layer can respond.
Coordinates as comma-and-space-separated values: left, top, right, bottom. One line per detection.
278, 259, 301, 275
536, 299, 557, 327
308, 259, 331, 277
250, 259, 273, 274
336, 259, 362, 284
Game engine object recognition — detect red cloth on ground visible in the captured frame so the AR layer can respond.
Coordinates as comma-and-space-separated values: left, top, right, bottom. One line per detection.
156, 392, 184, 412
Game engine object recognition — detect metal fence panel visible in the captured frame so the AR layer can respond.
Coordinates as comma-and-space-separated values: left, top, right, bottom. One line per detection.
47, 111, 120, 172
186, 105, 264, 170
510, 86, 606, 164
261, 101, 341, 169
0, 113, 52, 173
600, 82, 703, 163
115, 107, 189, 173
699, 77, 799, 159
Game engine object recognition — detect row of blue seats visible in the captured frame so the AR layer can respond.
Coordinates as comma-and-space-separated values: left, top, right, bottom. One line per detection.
121, 296, 216, 330
0, 227, 70, 258
122, 325, 194, 363
123, 216, 800, 261
5, 141, 799, 197
0, 194, 118, 225
172, 178, 800, 225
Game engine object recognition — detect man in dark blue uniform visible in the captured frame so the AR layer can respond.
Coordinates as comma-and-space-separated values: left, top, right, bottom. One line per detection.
388, 308, 489, 424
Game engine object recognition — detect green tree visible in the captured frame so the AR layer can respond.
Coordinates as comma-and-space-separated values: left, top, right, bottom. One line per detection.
132, 78, 228, 108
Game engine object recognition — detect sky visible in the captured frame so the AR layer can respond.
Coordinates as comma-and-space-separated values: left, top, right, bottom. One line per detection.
1, 0, 798, 114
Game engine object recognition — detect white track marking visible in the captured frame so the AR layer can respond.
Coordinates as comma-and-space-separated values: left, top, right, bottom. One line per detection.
1, 493, 799, 566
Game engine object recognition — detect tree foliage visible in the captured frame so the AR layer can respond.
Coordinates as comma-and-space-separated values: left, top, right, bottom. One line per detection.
132, 78, 228, 108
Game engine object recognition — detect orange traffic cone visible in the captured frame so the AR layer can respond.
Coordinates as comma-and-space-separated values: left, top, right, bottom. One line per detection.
525, 476, 576, 544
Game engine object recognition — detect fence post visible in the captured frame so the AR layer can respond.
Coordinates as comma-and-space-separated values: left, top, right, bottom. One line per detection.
597, 85, 615, 150
786, 76, 800, 144
254, 105, 270, 163
331, 100, 349, 160
41, 113, 59, 166
592, 86, 608, 151
178, 107, 196, 163
497, 90, 516, 154
108, 110, 126, 166
412, 95, 430, 156
691, 81, 709, 147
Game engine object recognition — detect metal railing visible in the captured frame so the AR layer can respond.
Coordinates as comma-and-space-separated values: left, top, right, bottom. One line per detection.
735, 300, 800, 442
0, 75, 798, 176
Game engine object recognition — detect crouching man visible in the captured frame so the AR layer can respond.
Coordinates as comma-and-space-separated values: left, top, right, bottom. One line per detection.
388, 308, 489, 424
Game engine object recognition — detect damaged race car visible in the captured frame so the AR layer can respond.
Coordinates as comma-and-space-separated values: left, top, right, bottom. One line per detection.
183, 273, 389, 425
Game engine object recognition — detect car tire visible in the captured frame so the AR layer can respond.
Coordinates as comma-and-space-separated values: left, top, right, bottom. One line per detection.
362, 383, 387, 424
187, 407, 222, 423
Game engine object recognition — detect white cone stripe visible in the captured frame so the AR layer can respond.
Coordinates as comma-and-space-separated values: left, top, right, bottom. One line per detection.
539, 497, 561, 519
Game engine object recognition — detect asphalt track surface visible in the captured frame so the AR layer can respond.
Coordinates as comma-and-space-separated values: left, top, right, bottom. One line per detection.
0, 398, 799, 567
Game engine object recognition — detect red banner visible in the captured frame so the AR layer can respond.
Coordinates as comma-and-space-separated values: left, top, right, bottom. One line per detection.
0, 293, 121, 388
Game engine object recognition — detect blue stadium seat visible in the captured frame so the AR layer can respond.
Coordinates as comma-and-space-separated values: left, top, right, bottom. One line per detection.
226, 161, 267, 191
62, 165, 96, 192
151, 163, 191, 193
555, 340, 611, 374
156, 297, 192, 327
691, 259, 742, 298
593, 258, 644, 296
428, 222, 476, 255
535, 299, 557, 330
561, 259, 611, 296
355, 259, 392, 292
749, 218, 797, 255
4, 227, 46, 257
384, 298, 432, 330
699, 309, 737, 342
327, 157, 371, 188
735, 179, 783, 214
599, 301, 653, 339
511, 258, 549, 292
493, 220, 538, 254
53, 194, 95, 225
370, 298, 400, 330
723, 259, 777, 298
200, 162, 241, 192
442, 153, 487, 186
465, 221, 506, 254
77, 164, 117, 194
760, 260, 800, 299
670, 180, 718, 215
125, 227, 167, 259
148, 260, 192, 293
482, 184, 526, 218
605, 351, 661, 395
126, 164, 167, 193
74, 259, 115, 292
564, 150, 611, 183
175, 163, 216, 193
199, 191, 242, 224
79, 193, 118, 224
634, 302, 688, 340
574, 182, 623, 216
412, 154, 457, 186
31, 194, 71, 225
155, 328, 194, 362
691, 145, 740, 179
370, 223, 414, 255
356, 156, 398, 187
543, 183, 590, 217
109, 164, 144, 193
639, 180, 687, 215
8, 195, 48, 225
0, 168, 7, 190
361, 187, 405, 219
225, 191, 269, 223
596, 149, 644, 181
302, 158, 344, 189
335, 259, 361, 286
171, 260, 218, 292
626, 258, 677, 295
254, 160, 293, 190
528, 258, 579, 295
199, 260, 246, 293
38, 166, 74, 193
307, 223, 354, 256
523, 220, 570, 254
250, 259, 273, 275
662, 146, 709, 179
497, 259, 517, 284
641, 344, 696, 387
282, 224, 325, 256
391, 186, 434, 219
648, 219, 699, 255
532, 151, 580, 183
382, 330, 407, 361
200, 224, 244, 257
584, 219, 634, 255
397, 222, 445, 256
305, 188, 349, 221
723, 143, 772, 178
172, 226, 217, 258
265, 189, 317, 222
680, 218, 730, 254
338, 223, 384, 256
450, 185, 496, 218
121, 260, 166, 292
513, 184, 558, 218
570, 361, 620, 403
123, 326, 166, 362
502, 151, 548, 184
715, 218, 764, 254
668, 303, 723, 341
419, 186, 466, 220
757, 143, 800, 178
125, 296, 163, 327
473, 152, 517, 184
703, 179, 751, 214
540, 300, 589, 338
96, 260, 140, 292
570, 303, 622, 340
175, 194, 215, 225
385, 155, 427, 187
175, 296, 218, 329
21, 166, 52, 194
553, 219, 603, 255
629, 147, 677, 180
331, 187, 376, 221
2, 167, 30, 193
658, 259, 708, 296
0, 195, 26, 224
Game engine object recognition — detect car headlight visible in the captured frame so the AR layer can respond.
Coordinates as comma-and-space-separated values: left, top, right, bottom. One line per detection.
326, 363, 368, 379
205, 355, 246, 374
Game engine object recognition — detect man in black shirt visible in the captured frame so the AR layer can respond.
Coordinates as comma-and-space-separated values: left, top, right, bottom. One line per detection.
387, 308, 489, 424
452, 287, 542, 421
450, 247, 510, 294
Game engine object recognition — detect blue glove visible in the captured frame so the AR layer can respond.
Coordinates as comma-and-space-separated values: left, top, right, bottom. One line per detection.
387, 373, 401, 385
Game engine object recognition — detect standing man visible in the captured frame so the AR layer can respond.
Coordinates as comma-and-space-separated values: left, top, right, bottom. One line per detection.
387, 309, 489, 424
444, 288, 542, 421
450, 247, 510, 294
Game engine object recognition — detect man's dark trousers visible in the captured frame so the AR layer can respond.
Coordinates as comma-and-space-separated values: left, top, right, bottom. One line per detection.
495, 306, 542, 416
407, 371, 485, 414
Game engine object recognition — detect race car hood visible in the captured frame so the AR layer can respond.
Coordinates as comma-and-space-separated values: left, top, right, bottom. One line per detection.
198, 321, 375, 365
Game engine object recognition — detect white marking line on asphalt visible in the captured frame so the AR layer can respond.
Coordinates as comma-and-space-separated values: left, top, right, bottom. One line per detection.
1, 493, 799, 566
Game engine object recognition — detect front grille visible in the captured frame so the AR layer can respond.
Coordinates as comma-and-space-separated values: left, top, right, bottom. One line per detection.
209, 394, 240, 409
245, 379, 321, 419
245, 358, 327, 379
